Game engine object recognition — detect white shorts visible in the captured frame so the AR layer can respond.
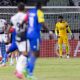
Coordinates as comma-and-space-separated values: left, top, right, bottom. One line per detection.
16, 41, 26, 52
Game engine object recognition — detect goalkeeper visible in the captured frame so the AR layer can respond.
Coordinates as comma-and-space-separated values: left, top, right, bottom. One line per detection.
55, 16, 73, 58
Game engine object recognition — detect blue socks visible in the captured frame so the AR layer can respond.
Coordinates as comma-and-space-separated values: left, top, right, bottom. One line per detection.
1, 41, 7, 64
27, 53, 36, 76
2, 53, 7, 64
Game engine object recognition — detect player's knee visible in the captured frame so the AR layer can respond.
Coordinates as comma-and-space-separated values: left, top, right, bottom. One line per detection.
59, 44, 62, 50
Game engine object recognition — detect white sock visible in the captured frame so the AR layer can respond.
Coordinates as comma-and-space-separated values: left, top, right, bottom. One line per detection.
15, 56, 18, 63
10, 57, 14, 65
16, 55, 27, 73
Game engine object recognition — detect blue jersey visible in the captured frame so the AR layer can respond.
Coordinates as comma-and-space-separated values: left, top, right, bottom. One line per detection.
11, 30, 16, 43
27, 8, 42, 39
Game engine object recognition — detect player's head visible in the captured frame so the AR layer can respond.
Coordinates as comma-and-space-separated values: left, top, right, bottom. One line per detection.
18, 2, 25, 12
58, 16, 63, 22
36, 2, 42, 9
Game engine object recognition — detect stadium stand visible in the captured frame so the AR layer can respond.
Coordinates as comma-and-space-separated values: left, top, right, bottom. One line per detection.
0, 0, 49, 6
26, 0, 49, 6
47, 0, 70, 6
1, 0, 80, 6
0, 0, 76, 6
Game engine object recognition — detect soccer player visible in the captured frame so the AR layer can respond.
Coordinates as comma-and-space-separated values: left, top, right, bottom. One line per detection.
55, 16, 73, 58
0, 19, 8, 66
9, 50, 18, 65
0, 27, 18, 66
10, 2, 28, 79
7, 28, 18, 65
25, 2, 53, 79
7, 29, 17, 53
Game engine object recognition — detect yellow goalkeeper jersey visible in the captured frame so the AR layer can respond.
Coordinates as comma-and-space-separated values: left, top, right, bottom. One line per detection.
55, 21, 68, 36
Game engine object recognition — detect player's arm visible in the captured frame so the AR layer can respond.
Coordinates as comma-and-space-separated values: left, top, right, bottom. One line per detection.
9, 17, 17, 33
8, 22, 14, 33
37, 10, 53, 39
55, 24, 58, 36
67, 26, 72, 35
66, 23, 74, 39
55, 23, 59, 38
18, 13, 28, 31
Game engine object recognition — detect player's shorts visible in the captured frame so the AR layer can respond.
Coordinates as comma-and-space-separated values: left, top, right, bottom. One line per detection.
16, 41, 26, 52
58, 36, 69, 45
27, 38, 40, 52
8, 42, 18, 53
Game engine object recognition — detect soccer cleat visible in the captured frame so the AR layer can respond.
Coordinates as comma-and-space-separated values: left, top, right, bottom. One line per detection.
60, 56, 62, 58
27, 75, 37, 80
67, 54, 70, 59
15, 69, 28, 79
67, 55, 69, 59
15, 71, 23, 79
0, 63, 6, 67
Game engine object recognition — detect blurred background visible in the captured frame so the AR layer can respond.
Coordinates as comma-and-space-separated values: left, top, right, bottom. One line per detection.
0, 0, 78, 6
0, 0, 79, 6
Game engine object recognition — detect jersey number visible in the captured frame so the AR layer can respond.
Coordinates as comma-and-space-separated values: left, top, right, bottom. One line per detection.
29, 17, 34, 27
17, 23, 20, 31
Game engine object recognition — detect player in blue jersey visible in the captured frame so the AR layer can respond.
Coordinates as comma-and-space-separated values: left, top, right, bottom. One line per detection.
7, 28, 18, 54
26, 2, 53, 79
7, 28, 18, 65
0, 26, 18, 66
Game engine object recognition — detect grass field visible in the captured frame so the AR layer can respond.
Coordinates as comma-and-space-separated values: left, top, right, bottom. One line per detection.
0, 58, 80, 80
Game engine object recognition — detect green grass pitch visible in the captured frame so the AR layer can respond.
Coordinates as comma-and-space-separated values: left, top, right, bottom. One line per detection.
0, 58, 80, 80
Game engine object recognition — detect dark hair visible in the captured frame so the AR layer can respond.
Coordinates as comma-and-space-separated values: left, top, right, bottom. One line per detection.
18, 2, 25, 11
36, 2, 42, 9
58, 16, 63, 19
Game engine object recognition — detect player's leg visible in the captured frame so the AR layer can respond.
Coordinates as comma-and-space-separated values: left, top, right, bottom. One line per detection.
1, 41, 7, 66
10, 50, 18, 65
15, 41, 28, 79
58, 36, 63, 57
15, 50, 19, 63
7, 42, 18, 54
10, 52, 13, 65
27, 38, 40, 79
63, 36, 70, 58
3, 42, 18, 66
10, 51, 15, 65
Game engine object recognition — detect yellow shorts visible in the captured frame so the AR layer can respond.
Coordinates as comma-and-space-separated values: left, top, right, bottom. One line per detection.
58, 36, 69, 45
